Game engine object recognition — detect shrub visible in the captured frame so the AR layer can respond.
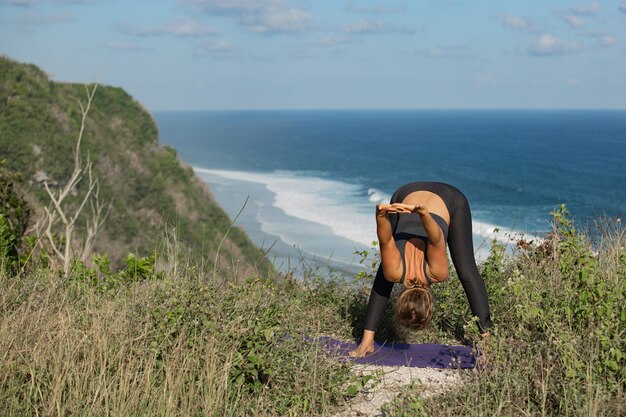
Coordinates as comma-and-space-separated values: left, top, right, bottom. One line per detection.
385, 206, 625, 416
0, 161, 31, 274
0, 255, 357, 416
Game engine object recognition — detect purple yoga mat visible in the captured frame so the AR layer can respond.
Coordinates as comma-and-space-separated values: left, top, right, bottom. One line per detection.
317, 336, 476, 368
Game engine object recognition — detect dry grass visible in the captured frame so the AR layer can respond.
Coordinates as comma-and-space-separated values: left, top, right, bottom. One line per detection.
385, 214, 626, 416
0, 262, 356, 416
1, 210, 623, 416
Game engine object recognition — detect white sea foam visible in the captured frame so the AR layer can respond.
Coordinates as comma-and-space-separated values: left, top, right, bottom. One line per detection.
368, 188, 391, 204
194, 167, 378, 248
472, 219, 545, 247
194, 167, 543, 259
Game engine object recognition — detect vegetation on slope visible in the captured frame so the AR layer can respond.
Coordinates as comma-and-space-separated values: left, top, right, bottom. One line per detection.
385, 207, 625, 416
1, 201, 623, 415
0, 252, 363, 416
0, 56, 270, 272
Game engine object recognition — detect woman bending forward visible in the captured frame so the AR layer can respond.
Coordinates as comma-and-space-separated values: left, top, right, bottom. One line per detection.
350, 182, 492, 357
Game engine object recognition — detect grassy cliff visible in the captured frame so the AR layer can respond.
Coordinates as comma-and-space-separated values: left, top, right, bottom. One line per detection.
0, 56, 270, 273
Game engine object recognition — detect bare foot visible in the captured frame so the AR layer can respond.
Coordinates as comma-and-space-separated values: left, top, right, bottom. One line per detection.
348, 342, 375, 358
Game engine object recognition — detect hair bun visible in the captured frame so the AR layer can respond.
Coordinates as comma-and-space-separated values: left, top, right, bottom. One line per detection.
395, 286, 433, 331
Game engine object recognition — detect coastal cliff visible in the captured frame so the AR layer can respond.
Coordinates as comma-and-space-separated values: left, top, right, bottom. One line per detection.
0, 55, 269, 272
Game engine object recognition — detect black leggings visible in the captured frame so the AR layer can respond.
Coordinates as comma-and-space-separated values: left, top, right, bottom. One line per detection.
363, 182, 493, 333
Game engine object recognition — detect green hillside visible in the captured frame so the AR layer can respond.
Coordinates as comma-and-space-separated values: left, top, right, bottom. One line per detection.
0, 56, 270, 272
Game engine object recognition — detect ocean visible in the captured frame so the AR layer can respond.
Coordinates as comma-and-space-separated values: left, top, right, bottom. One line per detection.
153, 110, 626, 273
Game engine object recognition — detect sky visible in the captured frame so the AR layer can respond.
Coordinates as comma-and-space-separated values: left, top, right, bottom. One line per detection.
1, 0, 625, 110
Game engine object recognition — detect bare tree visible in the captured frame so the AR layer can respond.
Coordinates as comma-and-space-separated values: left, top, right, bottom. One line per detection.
38, 83, 111, 276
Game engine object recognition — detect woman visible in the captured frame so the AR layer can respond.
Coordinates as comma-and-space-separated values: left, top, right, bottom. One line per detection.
349, 181, 492, 357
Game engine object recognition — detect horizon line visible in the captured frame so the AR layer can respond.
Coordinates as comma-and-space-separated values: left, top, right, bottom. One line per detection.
150, 107, 626, 112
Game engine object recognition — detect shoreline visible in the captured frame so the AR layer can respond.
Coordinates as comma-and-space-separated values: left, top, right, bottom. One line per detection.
197, 169, 372, 277
196, 168, 514, 279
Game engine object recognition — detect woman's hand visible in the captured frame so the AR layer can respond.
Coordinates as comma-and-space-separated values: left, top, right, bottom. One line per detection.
390, 203, 429, 216
376, 203, 404, 218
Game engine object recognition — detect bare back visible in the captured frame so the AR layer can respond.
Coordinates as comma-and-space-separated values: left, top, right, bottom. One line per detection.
401, 191, 450, 225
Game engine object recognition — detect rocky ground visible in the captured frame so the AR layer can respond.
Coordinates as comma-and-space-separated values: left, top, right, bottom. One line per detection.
333, 365, 465, 417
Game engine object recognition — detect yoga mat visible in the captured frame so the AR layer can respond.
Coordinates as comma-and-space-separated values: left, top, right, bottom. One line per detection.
317, 336, 476, 369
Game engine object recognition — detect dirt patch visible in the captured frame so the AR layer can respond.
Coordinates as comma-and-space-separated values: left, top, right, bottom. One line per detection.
168, 186, 199, 223
334, 365, 465, 417
50, 104, 71, 133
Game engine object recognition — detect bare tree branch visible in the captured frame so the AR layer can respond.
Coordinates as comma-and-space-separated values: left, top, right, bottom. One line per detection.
37, 83, 110, 276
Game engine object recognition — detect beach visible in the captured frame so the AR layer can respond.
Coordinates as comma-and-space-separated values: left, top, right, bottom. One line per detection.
195, 168, 502, 276
195, 168, 377, 276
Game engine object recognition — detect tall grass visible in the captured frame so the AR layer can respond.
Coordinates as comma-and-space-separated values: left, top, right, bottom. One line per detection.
386, 207, 625, 416
1, 207, 624, 416
0, 260, 359, 415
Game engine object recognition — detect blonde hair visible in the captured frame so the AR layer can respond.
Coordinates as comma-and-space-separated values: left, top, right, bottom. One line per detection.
395, 286, 433, 330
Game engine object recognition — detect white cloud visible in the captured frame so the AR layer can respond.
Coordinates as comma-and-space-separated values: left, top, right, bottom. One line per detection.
569, 2, 600, 15
21, 11, 73, 24
558, 3, 600, 29
563, 14, 585, 28
184, 0, 265, 14
580, 31, 617, 47
183, 0, 310, 34
288, 35, 354, 59
311, 35, 353, 47
600, 35, 616, 46
620, 0, 626, 13
122, 20, 217, 37
477, 74, 496, 83
524, 34, 580, 56
345, 0, 407, 14
0, 0, 38, 6
566, 77, 582, 85
3, 0, 100, 4
415, 44, 472, 58
495, 13, 536, 32
57, 0, 97, 4
195, 40, 233, 57
341, 19, 414, 35
240, 6, 309, 33
341, 19, 383, 34
288, 45, 315, 59
106, 41, 144, 51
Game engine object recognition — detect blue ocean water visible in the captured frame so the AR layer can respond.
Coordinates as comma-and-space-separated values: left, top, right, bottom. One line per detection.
154, 110, 626, 269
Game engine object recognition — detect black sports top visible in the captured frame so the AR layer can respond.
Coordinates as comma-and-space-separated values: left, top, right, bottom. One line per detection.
394, 212, 449, 286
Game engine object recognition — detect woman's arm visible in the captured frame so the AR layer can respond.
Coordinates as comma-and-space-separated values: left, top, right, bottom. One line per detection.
376, 204, 403, 283
349, 205, 402, 358
417, 207, 448, 281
